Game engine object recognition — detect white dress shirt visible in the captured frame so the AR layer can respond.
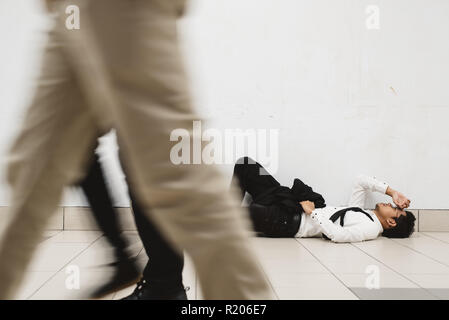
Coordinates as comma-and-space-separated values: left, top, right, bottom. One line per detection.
295, 174, 388, 243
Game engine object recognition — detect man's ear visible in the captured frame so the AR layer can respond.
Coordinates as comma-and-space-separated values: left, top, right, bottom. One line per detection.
386, 218, 397, 228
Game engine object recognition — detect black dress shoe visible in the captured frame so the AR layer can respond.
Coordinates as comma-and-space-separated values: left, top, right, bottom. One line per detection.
121, 278, 188, 300
89, 258, 141, 299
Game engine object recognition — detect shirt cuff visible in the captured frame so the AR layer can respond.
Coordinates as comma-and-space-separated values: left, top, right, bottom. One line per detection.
373, 176, 389, 194
310, 210, 324, 226
310, 209, 334, 239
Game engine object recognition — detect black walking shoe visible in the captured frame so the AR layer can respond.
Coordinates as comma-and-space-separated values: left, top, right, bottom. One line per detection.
89, 257, 141, 299
121, 278, 189, 300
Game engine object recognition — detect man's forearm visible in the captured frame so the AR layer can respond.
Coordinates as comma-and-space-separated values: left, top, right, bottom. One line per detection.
386, 186, 394, 197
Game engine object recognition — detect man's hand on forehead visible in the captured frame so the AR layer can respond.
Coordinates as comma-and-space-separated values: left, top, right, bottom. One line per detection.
391, 190, 411, 209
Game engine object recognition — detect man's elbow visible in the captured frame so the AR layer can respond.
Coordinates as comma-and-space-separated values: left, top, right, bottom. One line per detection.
328, 234, 351, 243
355, 174, 368, 183
330, 233, 365, 243
353, 174, 371, 189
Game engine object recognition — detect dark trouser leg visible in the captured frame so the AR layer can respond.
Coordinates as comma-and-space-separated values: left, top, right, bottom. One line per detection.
130, 192, 184, 289
232, 157, 289, 236
231, 156, 281, 201
80, 153, 129, 259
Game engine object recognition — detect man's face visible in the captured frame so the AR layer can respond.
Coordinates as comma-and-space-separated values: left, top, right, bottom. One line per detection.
375, 202, 406, 221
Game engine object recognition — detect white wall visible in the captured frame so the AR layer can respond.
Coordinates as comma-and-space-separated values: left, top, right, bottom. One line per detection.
0, 0, 448, 209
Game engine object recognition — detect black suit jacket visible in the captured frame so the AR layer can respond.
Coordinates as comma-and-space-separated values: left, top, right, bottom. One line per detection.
250, 178, 326, 215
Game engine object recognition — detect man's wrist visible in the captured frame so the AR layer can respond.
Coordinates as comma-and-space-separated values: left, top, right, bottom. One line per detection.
386, 186, 394, 197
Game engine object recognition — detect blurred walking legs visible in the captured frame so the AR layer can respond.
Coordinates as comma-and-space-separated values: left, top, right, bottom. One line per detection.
0, 0, 273, 299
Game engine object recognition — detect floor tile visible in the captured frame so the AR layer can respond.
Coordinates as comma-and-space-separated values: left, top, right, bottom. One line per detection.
67, 232, 143, 269
349, 287, 437, 300
44, 231, 103, 243
261, 258, 329, 274
298, 238, 395, 275
272, 274, 358, 300
16, 272, 55, 300
63, 207, 137, 231
353, 237, 449, 274
405, 274, 449, 289
423, 232, 449, 244
298, 238, 371, 262
30, 268, 116, 300
13, 231, 449, 300
42, 231, 62, 238
392, 233, 449, 267
426, 289, 449, 300
251, 238, 321, 262
336, 273, 418, 289
28, 242, 89, 272
40, 231, 62, 243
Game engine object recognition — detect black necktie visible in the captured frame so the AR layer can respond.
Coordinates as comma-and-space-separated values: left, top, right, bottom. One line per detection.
329, 207, 374, 226
322, 207, 374, 240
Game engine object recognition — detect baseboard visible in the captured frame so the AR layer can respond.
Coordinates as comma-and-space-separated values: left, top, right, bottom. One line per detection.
1, 206, 449, 232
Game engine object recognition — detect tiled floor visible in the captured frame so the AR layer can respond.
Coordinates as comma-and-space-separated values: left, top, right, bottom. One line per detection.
11, 231, 449, 300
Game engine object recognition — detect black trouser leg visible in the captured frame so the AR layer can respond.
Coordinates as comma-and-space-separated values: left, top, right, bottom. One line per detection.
81, 152, 184, 288
232, 157, 292, 236
129, 192, 184, 289
80, 153, 129, 259
231, 156, 281, 201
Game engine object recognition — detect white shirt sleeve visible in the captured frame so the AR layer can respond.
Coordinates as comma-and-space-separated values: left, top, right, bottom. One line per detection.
348, 174, 389, 208
309, 210, 379, 243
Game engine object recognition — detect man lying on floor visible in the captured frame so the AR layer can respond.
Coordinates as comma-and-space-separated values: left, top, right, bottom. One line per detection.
83, 155, 415, 299
231, 157, 416, 242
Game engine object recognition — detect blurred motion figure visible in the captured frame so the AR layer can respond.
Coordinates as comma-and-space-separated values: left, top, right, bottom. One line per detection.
0, 0, 273, 299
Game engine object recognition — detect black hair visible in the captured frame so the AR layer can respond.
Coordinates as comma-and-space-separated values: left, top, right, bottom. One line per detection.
382, 210, 416, 238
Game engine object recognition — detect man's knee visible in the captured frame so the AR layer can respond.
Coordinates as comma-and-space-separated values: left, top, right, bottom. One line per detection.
235, 156, 257, 164
233, 157, 260, 176
233, 157, 248, 177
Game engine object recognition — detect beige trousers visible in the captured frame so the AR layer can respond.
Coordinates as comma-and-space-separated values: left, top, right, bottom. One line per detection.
0, 0, 274, 299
